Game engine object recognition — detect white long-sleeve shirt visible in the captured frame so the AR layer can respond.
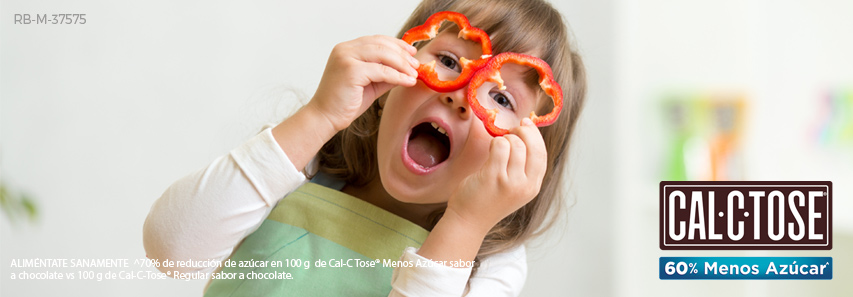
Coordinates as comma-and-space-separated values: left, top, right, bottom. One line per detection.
143, 127, 527, 296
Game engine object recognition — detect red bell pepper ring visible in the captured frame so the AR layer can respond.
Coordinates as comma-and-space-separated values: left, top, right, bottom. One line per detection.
467, 52, 564, 137
413, 57, 490, 93
402, 11, 493, 92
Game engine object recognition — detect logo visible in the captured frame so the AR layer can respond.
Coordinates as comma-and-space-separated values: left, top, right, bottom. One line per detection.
660, 181, 831, 250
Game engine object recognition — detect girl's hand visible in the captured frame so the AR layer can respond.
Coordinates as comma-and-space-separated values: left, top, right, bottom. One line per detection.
308, 35, 420, 131
446, 118, 548, 234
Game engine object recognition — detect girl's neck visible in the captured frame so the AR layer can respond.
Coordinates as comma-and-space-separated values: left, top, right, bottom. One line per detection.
341, 177, 445, 230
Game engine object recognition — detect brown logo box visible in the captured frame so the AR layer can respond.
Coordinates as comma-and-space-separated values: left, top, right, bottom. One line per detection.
660, 181, 832, 250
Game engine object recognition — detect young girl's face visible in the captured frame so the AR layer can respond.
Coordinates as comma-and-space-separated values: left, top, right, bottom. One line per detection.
377, 28, 542, 204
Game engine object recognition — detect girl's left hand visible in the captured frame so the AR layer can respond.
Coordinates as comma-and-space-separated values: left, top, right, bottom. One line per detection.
445, 118, 548, 234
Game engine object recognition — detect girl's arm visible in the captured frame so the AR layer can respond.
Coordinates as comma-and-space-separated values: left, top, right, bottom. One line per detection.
143, 35, 418, 274
390, 245, 527, 296
274, 35, 419, 171
143, 127, 307, 274
390, 118, 546, 296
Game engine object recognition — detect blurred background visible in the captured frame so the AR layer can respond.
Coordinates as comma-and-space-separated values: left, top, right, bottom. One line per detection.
1, 0, 851, 296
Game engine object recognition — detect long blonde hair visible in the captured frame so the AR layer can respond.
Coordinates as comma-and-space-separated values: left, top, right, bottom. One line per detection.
316, 0, 587, 272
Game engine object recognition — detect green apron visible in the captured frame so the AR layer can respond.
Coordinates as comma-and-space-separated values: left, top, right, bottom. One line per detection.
204, 180, 429, 296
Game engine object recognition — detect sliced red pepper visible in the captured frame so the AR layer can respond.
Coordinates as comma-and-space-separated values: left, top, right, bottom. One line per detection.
414, 58, 489, 93
402, 11, 492, 92
467, 52, 564, 137
402, 12, 564, 136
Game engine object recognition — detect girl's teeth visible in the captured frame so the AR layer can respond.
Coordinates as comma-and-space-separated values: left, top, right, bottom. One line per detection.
429, 122, 447, 135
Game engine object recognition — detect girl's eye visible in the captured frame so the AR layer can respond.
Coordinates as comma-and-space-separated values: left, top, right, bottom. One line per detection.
490, 91, 515, 111
437, 53, 461, 72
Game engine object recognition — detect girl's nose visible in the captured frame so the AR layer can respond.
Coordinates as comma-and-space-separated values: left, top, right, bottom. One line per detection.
442, 87, 470, 119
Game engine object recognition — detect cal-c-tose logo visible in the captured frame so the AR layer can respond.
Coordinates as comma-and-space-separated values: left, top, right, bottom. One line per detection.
660, 181, 832, 250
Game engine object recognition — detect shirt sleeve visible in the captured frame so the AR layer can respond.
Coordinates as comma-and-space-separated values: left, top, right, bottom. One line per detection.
142, 127, 307, 274
389, 245, 527, 297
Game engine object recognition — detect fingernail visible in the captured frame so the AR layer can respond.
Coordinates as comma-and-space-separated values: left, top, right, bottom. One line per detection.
408, 56, 420, 68
522, 118, 534, 126
406, 75, 417, 84
407, 44, 417, 54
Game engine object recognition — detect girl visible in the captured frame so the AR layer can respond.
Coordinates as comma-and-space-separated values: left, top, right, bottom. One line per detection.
143, 0, 586, 295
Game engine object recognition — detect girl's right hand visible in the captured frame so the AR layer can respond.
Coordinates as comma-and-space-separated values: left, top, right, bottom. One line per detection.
308, 35, 420, 131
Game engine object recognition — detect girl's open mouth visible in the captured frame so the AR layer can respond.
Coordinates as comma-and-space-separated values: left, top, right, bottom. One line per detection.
402, 121, 451, 174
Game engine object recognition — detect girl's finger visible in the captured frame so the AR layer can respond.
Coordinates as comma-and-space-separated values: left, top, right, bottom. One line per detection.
361, 63, 417, 88
391, 36, 418, 55
354, 37, 419, 77
373, 35, 420, 66
503, 134, 527, 179
365, 35, 417, 57
486, 137, 511, 179
512, 118, 547, 180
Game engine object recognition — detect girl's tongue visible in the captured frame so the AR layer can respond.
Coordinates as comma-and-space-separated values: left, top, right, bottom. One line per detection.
407, 123, 450, 168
